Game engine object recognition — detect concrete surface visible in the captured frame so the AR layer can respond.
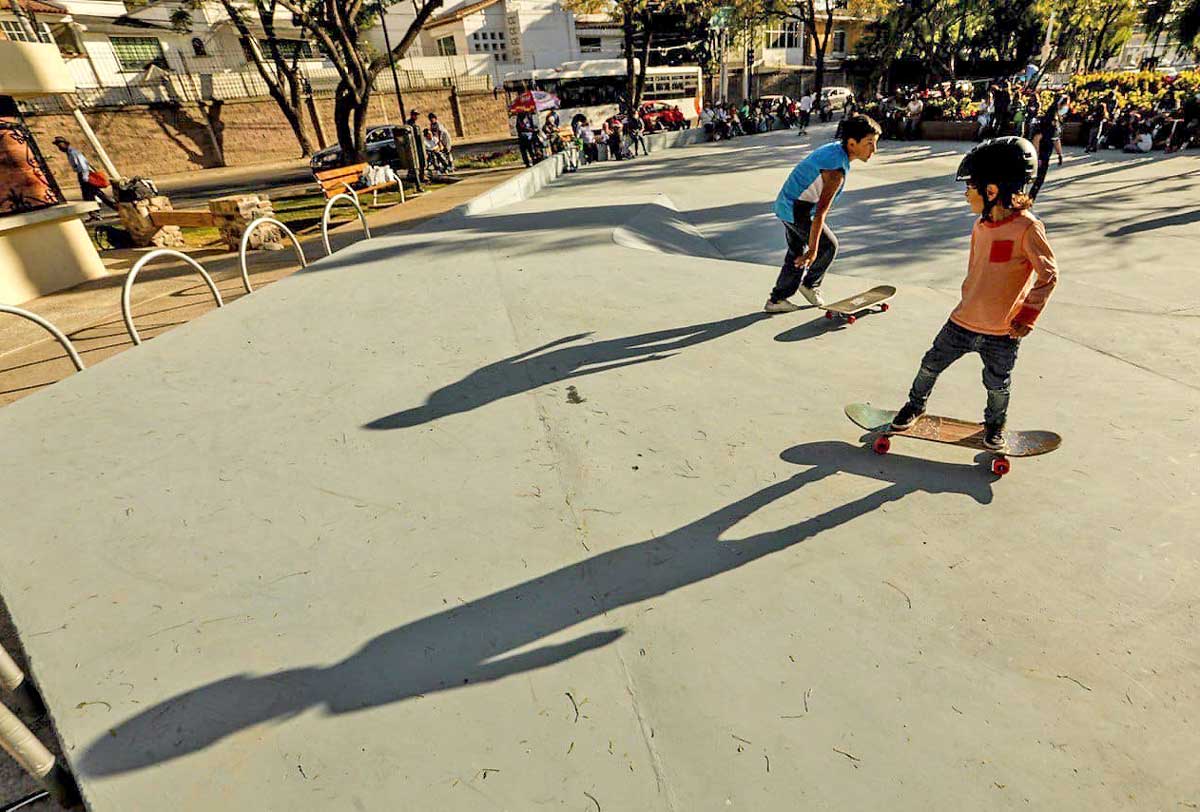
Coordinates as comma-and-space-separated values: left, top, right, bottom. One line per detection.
1, 124, 1198, 811
0, 167, 523, 409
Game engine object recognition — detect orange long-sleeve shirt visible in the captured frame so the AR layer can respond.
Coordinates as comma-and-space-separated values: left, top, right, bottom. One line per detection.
950, 210, 1059, 336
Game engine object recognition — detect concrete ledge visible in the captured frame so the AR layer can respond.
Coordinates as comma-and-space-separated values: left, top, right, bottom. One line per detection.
458, 127, 710, 218
612, 193, 724, 259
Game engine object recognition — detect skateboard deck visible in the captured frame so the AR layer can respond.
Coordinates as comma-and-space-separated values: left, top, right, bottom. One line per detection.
823, 285, 896, 324
845, 402, 1061, 475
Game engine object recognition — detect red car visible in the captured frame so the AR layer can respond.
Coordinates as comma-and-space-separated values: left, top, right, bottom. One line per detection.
638, 101, 687, 130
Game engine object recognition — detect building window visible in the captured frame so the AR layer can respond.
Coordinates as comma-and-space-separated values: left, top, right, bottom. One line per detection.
436, 35, 457, 56
110, 36, 168, 71
766, 21, 799, 50
832, 29, 846, 53
0, 19, 53, 43
471, 30, 506, 59
578, 36, 601, 53
191, 37, 207, 57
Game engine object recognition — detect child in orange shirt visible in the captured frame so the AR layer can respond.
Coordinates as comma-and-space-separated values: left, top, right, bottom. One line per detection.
891, 137, 1058, 450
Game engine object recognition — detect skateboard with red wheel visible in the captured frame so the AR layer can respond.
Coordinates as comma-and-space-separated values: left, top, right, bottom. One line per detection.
844, 402, 1061, 476
823, 285, 896, 325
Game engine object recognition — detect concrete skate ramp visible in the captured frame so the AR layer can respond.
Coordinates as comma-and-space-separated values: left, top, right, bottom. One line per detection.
612, 193, 724, 259
1, 126, 1199, 811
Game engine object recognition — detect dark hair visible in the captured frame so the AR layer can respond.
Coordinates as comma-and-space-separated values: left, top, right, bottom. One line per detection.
840, 114, 881, 147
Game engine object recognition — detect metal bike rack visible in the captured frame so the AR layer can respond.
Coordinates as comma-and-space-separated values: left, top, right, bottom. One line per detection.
238, 217, 307, 294
321, 192, 371, 257
0, 305, 86, 372
122, 249, 223, 346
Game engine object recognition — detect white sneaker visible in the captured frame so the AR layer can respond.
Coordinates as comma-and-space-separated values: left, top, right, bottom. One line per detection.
799, 285, 825, 307
764, 298, 801, 313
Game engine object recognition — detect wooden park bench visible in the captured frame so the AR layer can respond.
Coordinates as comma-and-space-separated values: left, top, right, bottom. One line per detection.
315, 162, 404, 207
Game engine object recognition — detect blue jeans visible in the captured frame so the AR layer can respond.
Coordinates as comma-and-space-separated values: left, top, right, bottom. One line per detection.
769, 200, 839, 301
907, 320, 1021, 426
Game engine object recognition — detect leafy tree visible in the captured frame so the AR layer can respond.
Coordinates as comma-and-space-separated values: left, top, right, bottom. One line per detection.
152, 0, 316, 156
274, 0, 444, 162
1037, 0, 1138, 71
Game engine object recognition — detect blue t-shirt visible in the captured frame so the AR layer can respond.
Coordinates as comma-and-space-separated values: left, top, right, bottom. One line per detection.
773, 141, 851, 222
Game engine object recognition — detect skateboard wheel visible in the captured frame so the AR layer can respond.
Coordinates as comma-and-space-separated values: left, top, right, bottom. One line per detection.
872, 436, 891, 455
991, 458, 1011, 476
824, 311, 833, 320
846, 315, 857, 325
880, 302, 890, 312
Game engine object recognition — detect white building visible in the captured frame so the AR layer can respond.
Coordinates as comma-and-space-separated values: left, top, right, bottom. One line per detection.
416, 0, 622, 83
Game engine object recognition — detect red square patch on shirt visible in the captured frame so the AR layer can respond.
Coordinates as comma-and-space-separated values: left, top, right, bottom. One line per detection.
989, 239, 1015, 263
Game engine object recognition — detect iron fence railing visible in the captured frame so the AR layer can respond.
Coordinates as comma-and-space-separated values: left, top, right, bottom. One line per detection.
17, 48, 492, 114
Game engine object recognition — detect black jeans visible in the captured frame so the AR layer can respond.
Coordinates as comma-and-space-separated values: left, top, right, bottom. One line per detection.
81, 180, 116, 210
769, 200, 838, 301
907, 320, 1021, 426
630, 133, 649, 155
1030, 151, 1052, 200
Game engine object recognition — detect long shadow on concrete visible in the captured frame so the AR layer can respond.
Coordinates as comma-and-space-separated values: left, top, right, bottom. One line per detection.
79, 440, 992, 778
365, 313, 770, 430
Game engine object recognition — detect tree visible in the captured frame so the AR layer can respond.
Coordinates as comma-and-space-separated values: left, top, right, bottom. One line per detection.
220, 0, 315, 156
1143, 0, 1200, 57
155, 0, 316, 156
274, 0, 444, 162
756, 0, 877, 94
1036, 0, 1138, 71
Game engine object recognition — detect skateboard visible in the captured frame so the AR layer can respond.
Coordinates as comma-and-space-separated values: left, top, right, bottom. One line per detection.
844, 402, 1061, 476
823, 285, 896, 324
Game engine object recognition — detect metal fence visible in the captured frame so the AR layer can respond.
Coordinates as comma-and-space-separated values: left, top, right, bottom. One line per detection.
18, 47, 492, 114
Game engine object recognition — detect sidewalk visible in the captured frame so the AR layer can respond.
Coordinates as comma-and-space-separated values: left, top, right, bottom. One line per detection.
0, 166, 523, 409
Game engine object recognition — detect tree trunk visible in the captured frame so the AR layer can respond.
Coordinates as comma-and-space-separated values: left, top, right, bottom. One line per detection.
623, 4, 636, 115
334, 86, 360, 162
633, 13, 653, 110
220, 0, 313, 157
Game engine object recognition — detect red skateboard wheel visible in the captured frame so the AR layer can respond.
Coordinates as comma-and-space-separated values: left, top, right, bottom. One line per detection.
880, 302, 890, 312
824, 311, 833, 320
872, 436, 891, 454
991, 457, 1011, 476
846, 315, 857, 325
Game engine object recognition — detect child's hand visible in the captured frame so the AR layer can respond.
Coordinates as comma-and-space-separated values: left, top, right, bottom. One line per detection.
794, 248, 817, 268
1009, 321, 1033, 338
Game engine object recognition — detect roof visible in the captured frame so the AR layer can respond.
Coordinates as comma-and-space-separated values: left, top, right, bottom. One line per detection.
426, 0, 503, 29
16, 0, 68, 15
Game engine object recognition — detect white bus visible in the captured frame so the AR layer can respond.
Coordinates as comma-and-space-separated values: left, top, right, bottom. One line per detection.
502, 60, 703, 133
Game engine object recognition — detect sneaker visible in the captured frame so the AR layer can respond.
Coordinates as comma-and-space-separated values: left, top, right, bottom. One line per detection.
764, 298, 802, 313
798, 285, 825, 307
891, 402, 925, 430
984, 422, 1007, 450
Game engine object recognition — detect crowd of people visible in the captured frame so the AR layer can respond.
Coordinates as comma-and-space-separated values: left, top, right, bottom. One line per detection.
698, 91, 851, 142
872, 76, 1199, 156
513, 102, 689, 170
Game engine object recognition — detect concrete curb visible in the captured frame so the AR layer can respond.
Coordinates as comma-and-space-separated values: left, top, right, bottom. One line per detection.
457, 127, 710, 218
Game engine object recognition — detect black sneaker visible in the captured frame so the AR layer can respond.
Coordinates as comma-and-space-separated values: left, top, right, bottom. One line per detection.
891, 402, 925, 430
984, 422, 1007, 450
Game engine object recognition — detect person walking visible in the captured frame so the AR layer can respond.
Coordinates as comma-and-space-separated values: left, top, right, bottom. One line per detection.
52, 136, 116, 219
798, 91, 814, 134
1029, 105, 1063, 201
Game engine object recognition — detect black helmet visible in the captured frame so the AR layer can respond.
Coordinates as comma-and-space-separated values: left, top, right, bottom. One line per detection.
956, 137, 1038, 194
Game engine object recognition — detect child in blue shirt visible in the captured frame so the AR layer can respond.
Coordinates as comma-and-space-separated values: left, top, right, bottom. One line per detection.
765, 114, 881, 312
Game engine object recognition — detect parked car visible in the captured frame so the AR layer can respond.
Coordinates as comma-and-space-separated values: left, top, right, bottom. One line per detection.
638, 101, 687, 130
309, 125, 400, 174
821, 86, 853, 110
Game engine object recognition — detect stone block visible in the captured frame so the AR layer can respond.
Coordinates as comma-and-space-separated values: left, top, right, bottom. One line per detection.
117, 194, 185, 249
209, 194, 282, 252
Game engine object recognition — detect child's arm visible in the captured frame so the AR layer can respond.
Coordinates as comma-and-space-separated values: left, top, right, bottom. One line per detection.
1011, 219, 1059, 337
797, 169, 845, 267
